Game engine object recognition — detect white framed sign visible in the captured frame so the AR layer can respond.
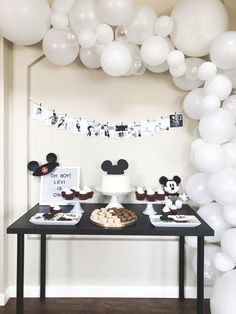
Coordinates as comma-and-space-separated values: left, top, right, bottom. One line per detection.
40, 167, 80, 205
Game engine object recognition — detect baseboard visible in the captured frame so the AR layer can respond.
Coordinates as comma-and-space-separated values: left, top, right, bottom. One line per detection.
0, 287, 10, 306
6, 285, 212, 299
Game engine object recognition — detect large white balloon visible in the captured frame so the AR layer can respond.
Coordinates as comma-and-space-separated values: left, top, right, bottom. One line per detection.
127, 6, 157, 45
95, 24, 114, 45
52, 0, 75, 13
209, 168, 236, 206
221, 228, 236, 262
154, 16, 174, 38
210, 270, 236, 314
183, 88, 205, 120
79, 47, 101, 69
204, 74, 232, 101
220, 67, 236, 88
197, 202, 230, 242
100, 42, 132, 76
69, 0, 100, 33
191, 138, 205, 152
223, 142, 236, 167
43, 28, 79, 66
193, 142, 226, 173
198, 62, 217, 82
214, 252, 235, 272
141, 36, 169, 66
97, 0, 134, 26
210, 31, 236, 70
223, 206, 236, 226
201, 95, 221, 113
223, 95, 236, 120
0, 0, 51, 45
192, 244, 221, 286
199, 109, 235, 144
185, 172, 213, 205
170, 0, 229, 57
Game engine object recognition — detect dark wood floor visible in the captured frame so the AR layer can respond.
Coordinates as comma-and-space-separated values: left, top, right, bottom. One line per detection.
0, 298, 211, 314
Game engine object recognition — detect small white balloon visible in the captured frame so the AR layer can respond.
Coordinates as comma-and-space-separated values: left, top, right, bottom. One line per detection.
213, 252, 235, 272
79, 47, 101, 69
198, 62, 217, 81
191, 138, 205, 152
199, 108, 235, 144
51, 12, 69, 30
201, 95, 221, 113
185, 236, 197, 248
115, 25, 129, 42
169, 63, 186, 77
223, 206, 236, 226
65, 29, 78, 47
223, 142, 236, 167
183, 88, 205, 120
154, 16, 174, 38
52, 0, 74, 13
95, 24, 113, 44
223, 95, 236, 120
100, 41, 132, 76
221, 228, 236, 262
78, 30, 96, 49
141, 36, 169, 66
167, 50, 185, 68
204, 74, 232, 101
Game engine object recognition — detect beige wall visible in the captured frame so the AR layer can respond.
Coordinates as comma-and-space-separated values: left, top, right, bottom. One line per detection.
0, 0, 235, 303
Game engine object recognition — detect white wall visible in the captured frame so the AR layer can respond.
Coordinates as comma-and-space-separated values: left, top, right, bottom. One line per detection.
1, 0, 235, 304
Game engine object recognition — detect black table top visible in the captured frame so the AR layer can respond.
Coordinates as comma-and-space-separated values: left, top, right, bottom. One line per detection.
7, 203, 214, 237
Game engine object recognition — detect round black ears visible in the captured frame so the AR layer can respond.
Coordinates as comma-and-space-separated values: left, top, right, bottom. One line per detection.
173, 175, 181, 185
159, 176, 168, 185
46, 153, 57, 163
28, 161, 39, 172
117, 159, 128, 170
101, 160, 112, 172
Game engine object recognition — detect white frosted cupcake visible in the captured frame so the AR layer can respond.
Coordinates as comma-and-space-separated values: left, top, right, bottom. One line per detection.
83, 186, 93, 198
65, 190, 74, 200
146, 188, 156, 202
156, 188, 166, 201
135, 186, 146, 200
78, 189, 88, 200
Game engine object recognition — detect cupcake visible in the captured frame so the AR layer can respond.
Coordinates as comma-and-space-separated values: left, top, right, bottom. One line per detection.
73, 187, 81, 198
156, 189, 166, 201
61, 188, 69, 198
64, 190, 74, 200
83, 186, 94, 198
135, 187, 146, 201
146, 188, 156, 202
170, 204, 178, 215
160, 205, 173, 222
70, 186, 77, 193
49, 204, 62, 215
78, 189, 89, 200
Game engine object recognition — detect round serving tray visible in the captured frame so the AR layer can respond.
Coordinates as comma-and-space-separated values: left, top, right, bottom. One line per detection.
90, 216, 137, 229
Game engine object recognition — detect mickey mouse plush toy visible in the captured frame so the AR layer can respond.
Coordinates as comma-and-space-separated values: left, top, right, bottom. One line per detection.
159, 175, 188, 212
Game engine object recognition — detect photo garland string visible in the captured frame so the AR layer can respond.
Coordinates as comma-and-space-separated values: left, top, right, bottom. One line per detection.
31, 100, 183, 140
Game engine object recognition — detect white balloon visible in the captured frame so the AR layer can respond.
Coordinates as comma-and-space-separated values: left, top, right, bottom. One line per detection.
185, 236, 197, 248
204, 74, 232, 101
78, 30, 96, 49
124, 43, 146, 76
43, 28, 79, 66
223, 206, 236, 226
171, 0, 229, 57
191, 138, 205, 152
223, 142, 236, 167
199, 109, 235, 144
97, 0, 134, 26
69, 0, 100, 34
192, 244, 221, 286
221, 228, 236, 262
183, 88, 205, 120
65, 29, 78, 47
92, 43, 105, 55
167, 50, 185, 68
214, 252, 235, 272
95, 24, 114, 45
210, 31, 236, 70
223, 95, 236, 120
141, 36, 169, 66
51, 12, 69, 30
220, 67, 236, 88
169, 63, 186, 78
185, 172, 214, 205
210, 270, 236, 314
127, 6, 157, 45
0, 0, 51, 45
209, 168, 236, 206
197, 202, 230, 242
100, 41, 132, 76
52, 0, 74, 13
115, 25, 129, 42
193, 143, 226, 173
79, 47, 100, 69
154, 16, 174, 38
198, 62, 217, 81
201, 95, 221, 113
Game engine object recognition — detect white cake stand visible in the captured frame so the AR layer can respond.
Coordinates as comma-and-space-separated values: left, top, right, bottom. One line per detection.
135, 198, 166, 216
97, 188, 134, 209
70, 201, 84, 214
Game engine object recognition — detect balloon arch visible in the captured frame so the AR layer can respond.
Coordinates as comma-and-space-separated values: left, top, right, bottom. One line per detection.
1, 0, 236, 312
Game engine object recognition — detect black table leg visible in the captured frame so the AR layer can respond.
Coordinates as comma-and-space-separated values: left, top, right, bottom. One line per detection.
40, 234, 46, 301
17, 234, 24, 314
197, 236, 204, 314
179, 236, 185, 301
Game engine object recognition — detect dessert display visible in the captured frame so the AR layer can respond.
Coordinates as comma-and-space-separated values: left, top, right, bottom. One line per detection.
146, 188, 156, 202
150, 214, 201, 227
30, 212, 82, 225
135, 187, 145, 200
156, 189, 165, 201
61, 186, 94, 201
100, 159, 132, 194
90, 207, 137, 228
134, 186, 166, 202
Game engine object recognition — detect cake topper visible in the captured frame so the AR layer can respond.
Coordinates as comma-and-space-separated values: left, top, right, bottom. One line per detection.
28, 153, 59, 176
101, 159, 129, 175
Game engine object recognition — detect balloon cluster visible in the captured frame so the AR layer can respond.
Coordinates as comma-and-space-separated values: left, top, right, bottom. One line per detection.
1, 0, 236, 312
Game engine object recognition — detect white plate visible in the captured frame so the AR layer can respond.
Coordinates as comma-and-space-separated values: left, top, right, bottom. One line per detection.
150, 215, 201, 228
30, 212, 82, 225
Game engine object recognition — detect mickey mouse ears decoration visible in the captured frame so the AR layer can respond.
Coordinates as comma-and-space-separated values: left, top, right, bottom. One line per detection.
159, 175, 181, 185
28, 153, 59, 176
101, 159, 129, 175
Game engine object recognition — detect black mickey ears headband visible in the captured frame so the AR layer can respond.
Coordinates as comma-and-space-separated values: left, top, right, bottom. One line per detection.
101, 159, 129, 174
28, 153, 59, 176
159, 175, 181, 186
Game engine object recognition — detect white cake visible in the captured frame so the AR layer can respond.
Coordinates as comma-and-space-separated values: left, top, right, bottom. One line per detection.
101, 174, 131, 194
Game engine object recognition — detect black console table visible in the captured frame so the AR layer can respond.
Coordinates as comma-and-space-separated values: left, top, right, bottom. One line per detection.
7, 203, 214, 314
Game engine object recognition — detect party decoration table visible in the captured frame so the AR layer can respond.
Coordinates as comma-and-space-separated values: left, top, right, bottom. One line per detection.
7, 203, 214, 314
